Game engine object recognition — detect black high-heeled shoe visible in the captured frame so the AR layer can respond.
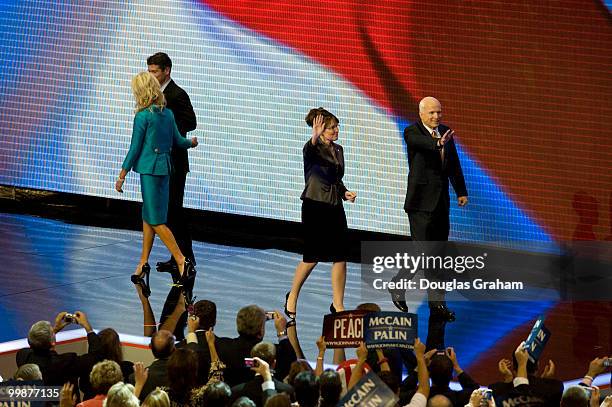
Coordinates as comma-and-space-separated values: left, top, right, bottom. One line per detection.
284, 292, 297, 326
329, 303, 337, 314
131, 263, 151, 298
176, 258, 196, 287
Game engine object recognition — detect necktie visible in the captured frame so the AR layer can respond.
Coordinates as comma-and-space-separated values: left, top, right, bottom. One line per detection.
432, 130, 444, 161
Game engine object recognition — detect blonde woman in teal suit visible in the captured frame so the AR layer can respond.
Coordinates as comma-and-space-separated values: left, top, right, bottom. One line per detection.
115, 72, 198, 297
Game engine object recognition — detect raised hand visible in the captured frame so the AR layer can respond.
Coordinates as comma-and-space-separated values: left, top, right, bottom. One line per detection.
188, 315, 200, 334
312, 114, 325, 139
316, 335, 327, 353
498, 358, 513, 382
413, 337, 425, 358
540, 359, 555, 378
191, 136, 198, 147
205, 327, 216, 345
440, 129, 454, 146
356, 342, 368, 362
60, 382, 76, 407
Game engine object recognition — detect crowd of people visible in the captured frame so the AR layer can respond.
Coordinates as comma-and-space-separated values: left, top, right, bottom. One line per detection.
5, 303, 611, 407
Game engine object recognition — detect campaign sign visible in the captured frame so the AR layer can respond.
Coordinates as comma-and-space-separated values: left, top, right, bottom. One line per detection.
364, 312, 418, 350
337, 371, 399, 407
322, 310, 368, 348
524, 315, 551, 363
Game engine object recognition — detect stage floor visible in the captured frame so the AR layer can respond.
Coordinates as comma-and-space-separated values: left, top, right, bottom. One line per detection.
0, 212, 610, 386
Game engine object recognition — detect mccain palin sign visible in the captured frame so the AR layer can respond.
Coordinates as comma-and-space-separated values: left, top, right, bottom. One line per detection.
364, 312, 418, 350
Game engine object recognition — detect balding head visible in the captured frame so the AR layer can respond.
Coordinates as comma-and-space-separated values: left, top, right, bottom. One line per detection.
150, 330, 175, 359
560, 386, 590, 407
427, 395, 453, 407
419, 96, 443, 129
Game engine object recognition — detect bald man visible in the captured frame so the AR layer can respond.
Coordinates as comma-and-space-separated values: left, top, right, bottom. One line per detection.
394, 97, 468, 348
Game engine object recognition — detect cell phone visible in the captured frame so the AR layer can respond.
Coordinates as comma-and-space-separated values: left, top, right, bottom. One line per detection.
63, 313, 76, 323
478, 389, 493, 406
265, 311, 276, 321
603, 357, 612, 367
244, 358, 258, 368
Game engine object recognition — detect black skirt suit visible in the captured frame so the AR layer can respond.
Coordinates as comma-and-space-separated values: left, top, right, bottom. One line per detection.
300, 138, 349, 263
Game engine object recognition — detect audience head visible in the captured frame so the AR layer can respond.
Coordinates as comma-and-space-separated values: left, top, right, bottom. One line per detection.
293, 371, 319, 407
319, 369, 342, 407
202, 382, 232, 407
285, 359, 314, 386
142, 388, 170, 407
13, 364, 42, 381
150, 330, 175, 359
103, 382, 139, 407
194, 300, 217, 330
167, 348, 198, 395
236, 305, 266, 339
356, 303, 382, 312
560, 386, 590, 407
264, 394, 291, 407
90, 360, 123, 396
251, 342, 276, 367
429, 354, 453, 387
231, 397, 256, 407
27, 321, 55, 351
377, 370, 400, 395
99, 328, 123, 363
427, 394, 453, 407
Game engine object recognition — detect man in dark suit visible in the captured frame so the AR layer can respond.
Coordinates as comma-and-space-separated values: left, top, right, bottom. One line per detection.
16, 311, 100, 392
217, 305, 297, 387
147, 52, 197, 340
230, 342, 294, 407
146, 52, 197, 269
127, 329, 175, 401
394, 96, 468, 349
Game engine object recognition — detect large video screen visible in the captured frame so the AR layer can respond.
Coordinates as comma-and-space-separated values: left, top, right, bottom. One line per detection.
1, 1, 610, 243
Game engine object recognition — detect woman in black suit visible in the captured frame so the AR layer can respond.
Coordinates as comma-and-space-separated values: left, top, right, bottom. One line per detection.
285, 108, 357, 323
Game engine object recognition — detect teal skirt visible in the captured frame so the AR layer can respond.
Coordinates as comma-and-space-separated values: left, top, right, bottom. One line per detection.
140, 174, 169, 226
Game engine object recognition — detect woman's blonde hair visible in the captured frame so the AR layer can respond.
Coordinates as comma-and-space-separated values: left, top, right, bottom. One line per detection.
103, 382, 139, 407
131, 71, 165, 112
142, 388, 170, 407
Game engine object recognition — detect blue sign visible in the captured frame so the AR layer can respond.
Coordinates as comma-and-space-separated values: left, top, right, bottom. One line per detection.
364, 312, 418, 349
337, 371, 398, 407
524, 315, 551, 363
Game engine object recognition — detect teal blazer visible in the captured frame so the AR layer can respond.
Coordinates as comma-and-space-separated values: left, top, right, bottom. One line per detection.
122, 106, 193, 175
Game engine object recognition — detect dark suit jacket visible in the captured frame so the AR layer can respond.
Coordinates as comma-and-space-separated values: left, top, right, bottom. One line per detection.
163, 79, 197, 174
128, 357, 169, 401
230, 376, 294, 407
16, 331, 101, 389
489, 376, 563, 406
300, 138, 348, 206
403, 122, 467, 213
216, 335, 297, 387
